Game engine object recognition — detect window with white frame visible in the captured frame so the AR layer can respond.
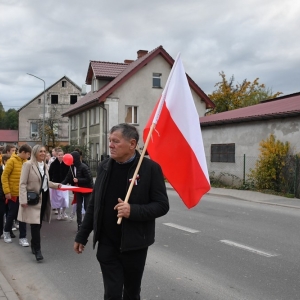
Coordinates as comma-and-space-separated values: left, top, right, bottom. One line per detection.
81, 112, 86, 128
153, 73, 162, 88
71, 116, 75, 130
31, 123, 38, 138
90, 143, 94, 159
90, 108, 95, 125
71, 115, 78, 130
92, 78, 98, 92
125, 106, 138, 124
95, 107, 100, 124
96, 143, 99, 160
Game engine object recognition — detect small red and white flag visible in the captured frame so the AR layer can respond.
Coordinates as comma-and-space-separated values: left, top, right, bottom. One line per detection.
143, 54, 210, 209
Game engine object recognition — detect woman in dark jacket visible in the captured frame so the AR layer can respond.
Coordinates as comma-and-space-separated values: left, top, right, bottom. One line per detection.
61, 151, 93, 232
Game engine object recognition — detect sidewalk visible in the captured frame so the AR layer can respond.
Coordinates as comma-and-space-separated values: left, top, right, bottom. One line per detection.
1, 185, 300, 300
0, 271, 19, 300
166, 182, 300, 209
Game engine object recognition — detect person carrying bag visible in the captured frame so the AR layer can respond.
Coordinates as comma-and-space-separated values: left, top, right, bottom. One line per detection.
27, 173, 45, 206
18, 145, 61, 262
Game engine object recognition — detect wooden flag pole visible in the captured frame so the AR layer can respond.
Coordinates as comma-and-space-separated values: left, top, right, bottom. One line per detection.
117, 122, 156, 224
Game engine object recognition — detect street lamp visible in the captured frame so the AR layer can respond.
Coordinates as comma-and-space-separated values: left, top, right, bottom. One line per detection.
27, 73, 46, 145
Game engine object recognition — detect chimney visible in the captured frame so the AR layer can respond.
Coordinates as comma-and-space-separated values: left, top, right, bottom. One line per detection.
137, 50, 148, 59
124, 59, 134, 64
81, 84, 87, 96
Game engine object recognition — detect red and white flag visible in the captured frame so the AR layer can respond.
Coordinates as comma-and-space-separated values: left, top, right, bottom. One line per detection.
143, 54, 210, 209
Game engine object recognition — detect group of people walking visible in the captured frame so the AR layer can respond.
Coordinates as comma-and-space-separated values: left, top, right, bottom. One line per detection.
1, 123, 170, 299
0, 144, 93, 262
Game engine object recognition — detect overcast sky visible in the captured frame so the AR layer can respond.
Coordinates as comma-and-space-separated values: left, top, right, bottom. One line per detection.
0, 0, 299, 111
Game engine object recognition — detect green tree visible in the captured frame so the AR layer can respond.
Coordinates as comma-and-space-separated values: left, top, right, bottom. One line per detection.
4, 109, 18, 129
249, 134, 290, 191
207, 72, 282, 114
0, 102, 5, 129
61, 141, 90, 159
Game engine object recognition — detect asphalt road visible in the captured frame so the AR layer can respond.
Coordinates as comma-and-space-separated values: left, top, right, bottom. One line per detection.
1, 190, 300, 300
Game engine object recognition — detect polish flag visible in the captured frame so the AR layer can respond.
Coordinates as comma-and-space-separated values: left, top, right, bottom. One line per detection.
143, 54, 210, 209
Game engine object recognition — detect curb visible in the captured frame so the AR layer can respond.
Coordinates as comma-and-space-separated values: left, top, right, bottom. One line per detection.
207, 192, 300, 210
0, 271, 19, 300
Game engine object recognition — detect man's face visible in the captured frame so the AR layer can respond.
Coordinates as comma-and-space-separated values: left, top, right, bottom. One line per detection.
57, 151, 64, 162
19, 151, 31, 160
109, 130, 136, 163
52, 149, 56, 157
8, 148, 16, 155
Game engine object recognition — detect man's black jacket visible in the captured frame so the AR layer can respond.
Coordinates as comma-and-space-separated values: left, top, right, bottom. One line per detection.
75, 151, 169, 252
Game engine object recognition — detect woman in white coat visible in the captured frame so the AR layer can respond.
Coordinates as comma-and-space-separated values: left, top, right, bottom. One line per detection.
18, 145, 61, 262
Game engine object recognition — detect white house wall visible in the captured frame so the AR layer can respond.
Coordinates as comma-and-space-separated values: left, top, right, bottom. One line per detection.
105, 55, 207, 147
201, 117, 300, 184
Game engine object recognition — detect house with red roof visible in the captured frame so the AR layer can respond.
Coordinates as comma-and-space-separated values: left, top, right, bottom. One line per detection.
62, 45, 214, 159
200, 92, 300, 183
18, 76, 82, 148
0, 130, 18, 148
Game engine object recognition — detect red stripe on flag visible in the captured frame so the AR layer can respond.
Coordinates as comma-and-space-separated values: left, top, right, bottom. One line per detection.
144, 102, 210, 209
143, 53, 210, 209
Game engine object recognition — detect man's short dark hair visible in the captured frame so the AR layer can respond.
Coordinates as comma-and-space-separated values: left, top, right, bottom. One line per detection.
110, 123, 139, 143
19, 144, 32, 154
5, 144, 16, 153
74, 148, 83, 156
2, 154, 11, 163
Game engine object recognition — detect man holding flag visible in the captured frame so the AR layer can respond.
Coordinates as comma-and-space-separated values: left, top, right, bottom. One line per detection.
74, 123, 169, 300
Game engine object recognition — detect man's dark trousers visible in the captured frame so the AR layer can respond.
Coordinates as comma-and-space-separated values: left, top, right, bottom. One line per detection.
76, 192, 91, 225
97, 243, 148, 300
4, 198, 26, 238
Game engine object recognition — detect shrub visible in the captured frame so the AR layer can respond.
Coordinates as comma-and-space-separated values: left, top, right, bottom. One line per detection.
249, 134, 290, 191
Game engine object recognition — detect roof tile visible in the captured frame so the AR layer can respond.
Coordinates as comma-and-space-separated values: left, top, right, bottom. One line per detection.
0, 130, 18, 142
200, 93, 300, 125
91, 61, 128, 78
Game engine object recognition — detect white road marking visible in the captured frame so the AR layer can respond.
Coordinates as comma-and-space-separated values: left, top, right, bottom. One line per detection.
220, 240, 279, 257
163, 223, 199, 233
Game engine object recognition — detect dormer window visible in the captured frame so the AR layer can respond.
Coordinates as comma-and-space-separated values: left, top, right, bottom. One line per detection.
92, 78, 98, 92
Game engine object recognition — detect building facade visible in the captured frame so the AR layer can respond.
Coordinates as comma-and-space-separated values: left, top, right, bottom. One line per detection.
63, 46, 215, 160
18, 76, 82, 148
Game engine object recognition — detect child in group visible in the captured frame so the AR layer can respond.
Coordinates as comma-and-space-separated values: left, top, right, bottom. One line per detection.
48, 149, 69, 220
